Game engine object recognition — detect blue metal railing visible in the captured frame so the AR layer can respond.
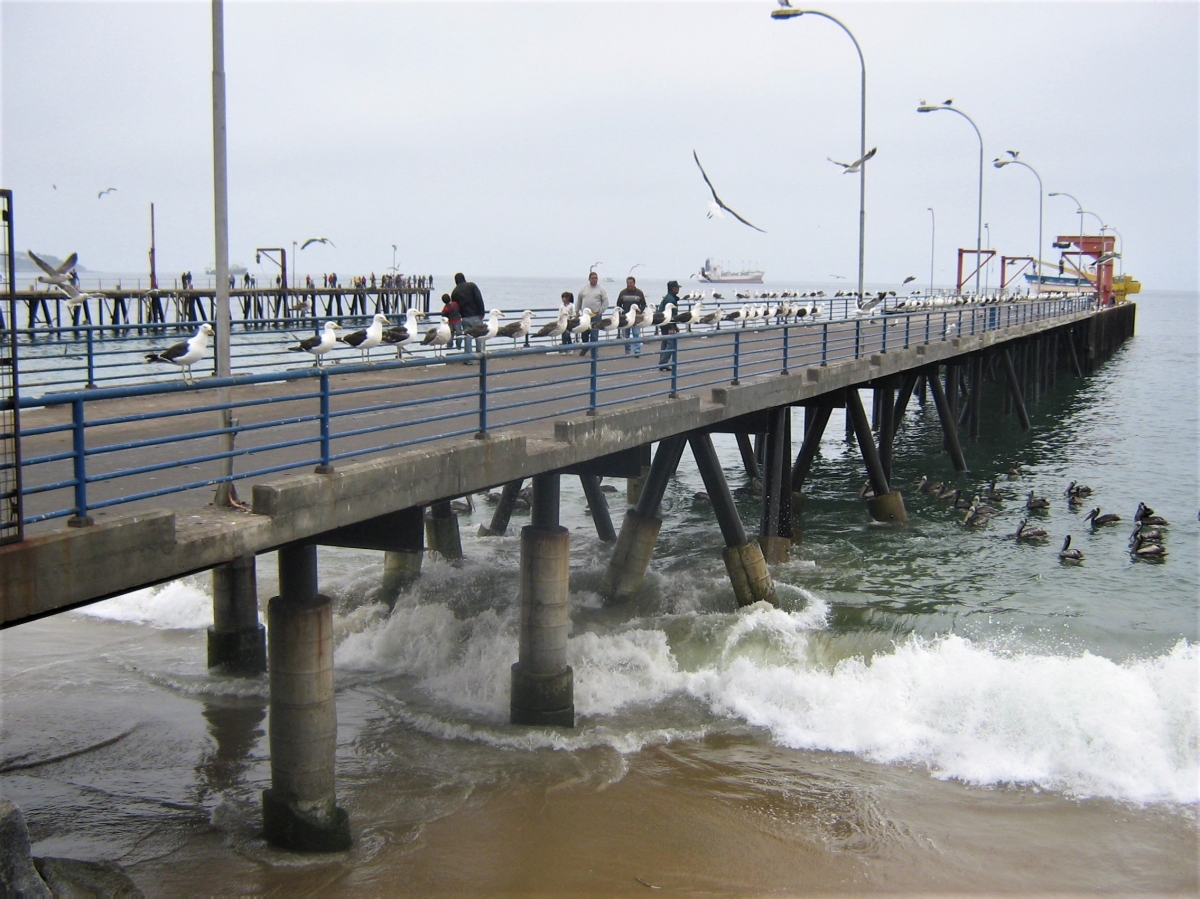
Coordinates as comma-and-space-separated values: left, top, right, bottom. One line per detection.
7, 296, 1095, 526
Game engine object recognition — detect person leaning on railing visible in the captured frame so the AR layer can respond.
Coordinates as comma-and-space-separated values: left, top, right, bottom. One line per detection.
658, 280, 681, 371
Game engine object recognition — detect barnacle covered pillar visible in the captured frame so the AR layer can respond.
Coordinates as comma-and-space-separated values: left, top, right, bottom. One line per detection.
381, 505, 425, 596
263, 542, 351, 852
511, 473, 574, 727
208, 554, 266, 673
425, 500, 463, 560
846, 388, 908, 524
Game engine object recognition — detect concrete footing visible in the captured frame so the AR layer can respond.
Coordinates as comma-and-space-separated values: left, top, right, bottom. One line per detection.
866, 490, 908, 524
723, 540, 777, 607
600, 509, 662, 602
758, 534, 791, 565
208, 555, 266, 674
381, 549, 423, 594
425, 502, 463, 560
263, 545, 350, 852
511, 525, 574, 727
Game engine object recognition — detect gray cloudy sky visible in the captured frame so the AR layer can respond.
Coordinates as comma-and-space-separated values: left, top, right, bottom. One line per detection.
3, 1, 1197, 290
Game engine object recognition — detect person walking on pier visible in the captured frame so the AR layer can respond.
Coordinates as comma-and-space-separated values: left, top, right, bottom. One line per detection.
616, 275, 646, 356
658, 280, 682, 370
452, 273, 485, 354
576, 270, 608, 355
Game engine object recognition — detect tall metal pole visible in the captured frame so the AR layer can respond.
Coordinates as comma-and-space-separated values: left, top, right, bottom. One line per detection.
927, 207, 935, 295
772, 8, 868, 305
994, 157, 1044, 293
212, 0, 236, 505
983, 222, 990, 295
917, 102, 983, 294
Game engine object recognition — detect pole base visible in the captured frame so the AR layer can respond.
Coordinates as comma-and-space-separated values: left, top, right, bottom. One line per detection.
207, 625, 266, 674
510, 663, 574, 727
600, 509, 662, 603
262, 788, 351, 853
866, 490, 908, 524
723, 541, 777, 607
758, 534, 791, 565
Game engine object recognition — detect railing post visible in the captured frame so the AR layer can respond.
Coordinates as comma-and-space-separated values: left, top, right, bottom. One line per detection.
925, 312, 931, 343
854, 318, 861, 357
904, 313, 911, 349
316, 370, 333, 473
476, 351, 489, 437
781, 325, 790, 375
732, 330, 741, 385
68, 398, 92, 527
670, 336, 679, 398
881, 316, 887, 354
820, 322, 828, 365
588, 341, 599, 415
85, 327, 97, 389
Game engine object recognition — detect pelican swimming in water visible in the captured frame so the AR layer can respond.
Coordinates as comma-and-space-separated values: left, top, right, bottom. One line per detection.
1134, 502, 1169, 526
1058, 535, 1084, 562
1084, 507, 1121, 529
1130, 534, 1167, 558
1013, 518, 1048, 541
1026, 491, 1050, 511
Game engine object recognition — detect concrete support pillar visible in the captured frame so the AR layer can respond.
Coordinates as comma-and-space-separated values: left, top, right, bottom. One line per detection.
425, 500, 463, 561
927, 366, 969, 472
847, 388, 908, 523
263, 543, 351, 852
512, 474, 573, 727
791, 405, 833, 494
208, 555, 266, 674
689, 433, 777, 607
626, 465, 650, 506
479, 480, 522, 537
602, 436, 686, 602
878, 385, 896, 482
579, 474, 616, 543
758, 406, 792, 563
381, 505, 425, 596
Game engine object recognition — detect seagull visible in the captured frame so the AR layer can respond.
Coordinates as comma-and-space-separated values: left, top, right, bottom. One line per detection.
693, 150, 766, 233
381, 308, 424, 357
830, 274, 846, 280
1006, 150, 1019, 159
287, 321, 343, 366
944, 98, 954, 106
903, 275, 917, 285
536, 306, 570, 340
27, 250, 77, 286
828, 147, 878, 174
497, 309, 534, 348
97, 187, 117, 198
465, 309, 505, 352
145, 323, 214, 384
567, 308, 593, 336
52, 279, 97, 309
421, 316, 453, 356
339, 313, 390, 363
300, 237, 336, 250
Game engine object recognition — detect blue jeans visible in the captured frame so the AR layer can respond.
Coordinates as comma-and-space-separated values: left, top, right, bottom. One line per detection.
460, 315, 482, 354
621, 327, 642, 355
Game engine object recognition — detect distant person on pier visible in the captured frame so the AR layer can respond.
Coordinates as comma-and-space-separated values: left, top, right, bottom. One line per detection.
575, 270, 608, 355
451, 272, 485, 354
616, 275, 646, 356
326, 272, 343, 316
658, 280, 682, 370
440, 292, 464, 349
560, 291, 575, 346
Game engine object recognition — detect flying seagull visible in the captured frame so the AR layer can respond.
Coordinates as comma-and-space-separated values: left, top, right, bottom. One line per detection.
830, 274, 846, 280
145, 323, 214, 385
28, 250, 77, 286
903, 275, 917, 284
1006, 150, 1019, 159
828, 147, 877, 174
693, 150, 766, 233
300, 237, 336, 250
944, 98, 954, 106
97, 187, 117, 198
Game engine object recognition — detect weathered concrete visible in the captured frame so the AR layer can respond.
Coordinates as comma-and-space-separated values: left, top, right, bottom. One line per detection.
867, 490, 908, 524
601, 510, 662, 602
208, 555, 266, 673
723, 541, 777, 607
425, 501, 463, 561
511, 524, 573, 727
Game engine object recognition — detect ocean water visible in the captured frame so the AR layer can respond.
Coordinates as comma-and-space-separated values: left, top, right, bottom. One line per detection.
0, 290, 1195, 893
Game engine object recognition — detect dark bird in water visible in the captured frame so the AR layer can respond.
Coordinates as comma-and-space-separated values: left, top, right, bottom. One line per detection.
985, 480, 1003, 503
693, 150, 766, 233
962, 504, 991, 528
1134, 502, 1169, 526
1014, 518, 1048, 541
1084, 507, 1121, 528
1058, 535, 1084, 562
1007, 467, 1021, 480
145, 322, 214, 384
1130, 534, 1167, 558
1065, 481, 1093, 498
917, 475, 943, 494
1026, 491, 1050, 511
449, 495, 475, 515
1129, 521, 1164, 545
300, 237, 336, 250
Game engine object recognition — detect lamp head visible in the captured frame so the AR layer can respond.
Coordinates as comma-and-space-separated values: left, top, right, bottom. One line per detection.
771, 6, 805, 19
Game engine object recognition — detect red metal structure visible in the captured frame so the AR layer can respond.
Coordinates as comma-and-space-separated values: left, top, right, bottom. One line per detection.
956, 248, 996, 294
1000, 256, 1035, 292
1055, 235, 1116, 305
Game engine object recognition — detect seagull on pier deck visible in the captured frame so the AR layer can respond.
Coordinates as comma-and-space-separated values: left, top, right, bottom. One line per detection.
287, 321, 343, 366
421, 316, 453, 356
27, 250, 77, 286
300, 237, 336, 250
829, 147, 877, 174
535, 307, 570, 341
145, 323, 214, 385
381, 308, 424, 357
497, 310, 534, 348
693, 150, 767, 233
340, 313, 390, 363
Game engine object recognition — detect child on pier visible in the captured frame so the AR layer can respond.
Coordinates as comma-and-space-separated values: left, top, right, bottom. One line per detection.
441, 292, 463, 349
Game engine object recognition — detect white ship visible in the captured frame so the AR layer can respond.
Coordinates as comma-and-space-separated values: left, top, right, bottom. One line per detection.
696, 258, 764, 284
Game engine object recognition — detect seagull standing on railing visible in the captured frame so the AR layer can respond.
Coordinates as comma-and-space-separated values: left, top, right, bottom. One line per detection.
465, 309, 505, 354
340, 313, 389, 363
381, 308, 424, 358
497, 310, 534, 349
145, 323, 214, 385
535, 306, 570, 341
287, 320, 343, 366
421, 316, 453, 357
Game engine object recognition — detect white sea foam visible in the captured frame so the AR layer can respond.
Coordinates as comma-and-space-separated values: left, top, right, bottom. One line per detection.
76, 579, 217, 630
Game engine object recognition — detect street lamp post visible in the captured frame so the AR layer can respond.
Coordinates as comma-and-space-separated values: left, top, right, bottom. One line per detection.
211, 0, 235, 507
927, 207, 935, 295
1103, 225, 1124, 274
917, 101, 984, 294
983, 223, 990, 295
772, 6, 868, 305
1049, 191, 1086, 248
993, 155, 1043, 293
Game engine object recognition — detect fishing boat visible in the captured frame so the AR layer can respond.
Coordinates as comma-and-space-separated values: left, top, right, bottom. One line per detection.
696, 258, 764, 284
205, 263, 249, 276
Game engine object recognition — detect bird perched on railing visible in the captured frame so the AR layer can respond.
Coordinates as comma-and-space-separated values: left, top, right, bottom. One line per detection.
496, 310, 533, 349
465, 309, 505, 353
567, 308, 592, 338
535, 307, 569, 341
381, 308, 424, 358
287, 321, 343, 366
145, 323, 214, 385
339, 313, 389, 363
420, 316, 453, 357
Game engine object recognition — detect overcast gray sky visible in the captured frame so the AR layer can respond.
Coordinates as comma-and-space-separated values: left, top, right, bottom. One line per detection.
3, 1, 1197, 290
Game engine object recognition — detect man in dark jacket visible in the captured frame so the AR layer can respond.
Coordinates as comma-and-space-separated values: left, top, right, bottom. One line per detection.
451, 273, 486, 354
616, 275, 646, 355
658, 280, 681, 370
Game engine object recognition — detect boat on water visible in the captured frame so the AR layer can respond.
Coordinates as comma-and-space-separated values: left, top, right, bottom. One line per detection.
204, 263, 249, 276
696, 258, 764, 284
